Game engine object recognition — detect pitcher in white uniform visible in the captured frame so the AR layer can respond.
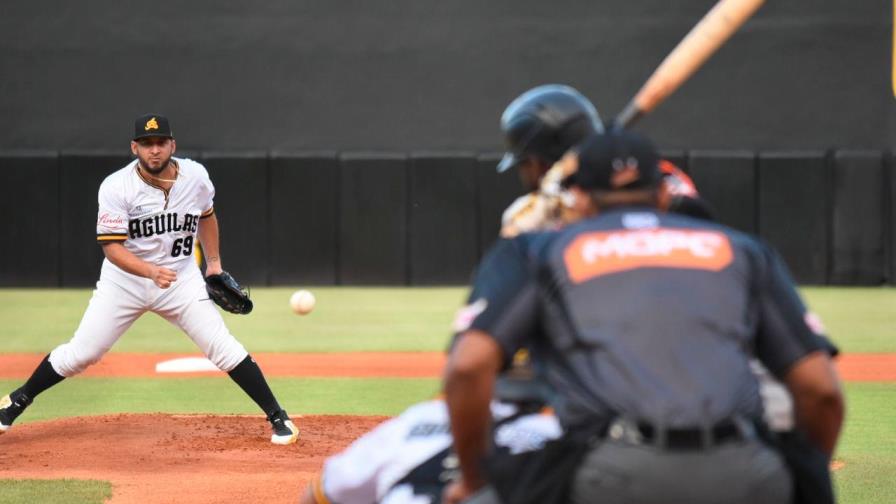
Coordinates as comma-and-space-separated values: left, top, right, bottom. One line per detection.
0, 114, 299, 445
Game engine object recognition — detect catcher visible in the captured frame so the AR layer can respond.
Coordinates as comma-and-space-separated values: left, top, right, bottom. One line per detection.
300, 353, 561, 504
0, 114, 298, 445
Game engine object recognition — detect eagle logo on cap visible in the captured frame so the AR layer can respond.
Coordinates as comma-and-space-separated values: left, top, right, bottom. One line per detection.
144, 117, 159, 131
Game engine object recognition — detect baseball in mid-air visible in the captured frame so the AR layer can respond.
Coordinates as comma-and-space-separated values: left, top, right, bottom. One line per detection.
289, 289, 316, 315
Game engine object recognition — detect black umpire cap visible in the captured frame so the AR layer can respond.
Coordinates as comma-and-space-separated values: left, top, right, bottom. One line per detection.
564, 131, 662, 191
133, 114, 174, 140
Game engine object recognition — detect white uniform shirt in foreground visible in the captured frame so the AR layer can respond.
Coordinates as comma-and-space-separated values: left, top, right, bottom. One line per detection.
318, 399, 562, 504
95, 157, 214, 272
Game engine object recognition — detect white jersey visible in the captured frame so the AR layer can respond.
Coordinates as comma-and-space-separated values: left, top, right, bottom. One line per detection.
49, 156, 248, 379
95, 157, 215, 272
310, 399, 562, 504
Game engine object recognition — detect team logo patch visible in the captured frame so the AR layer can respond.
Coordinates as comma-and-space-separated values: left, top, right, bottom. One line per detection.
804, 312, 826, 335
452, 298, 488, 332
659, 160, 699, 197
563, 228, 733, 283
145, 117, 159, 131
97, 212, 126, 228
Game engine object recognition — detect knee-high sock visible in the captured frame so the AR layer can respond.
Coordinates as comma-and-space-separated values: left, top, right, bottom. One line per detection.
13, 354, 65, 403
227, 355, 282, 417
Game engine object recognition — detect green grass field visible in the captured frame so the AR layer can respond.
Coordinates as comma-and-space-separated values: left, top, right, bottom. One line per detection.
0, 287, 464, 353
1, 286, 891, 354
0, 286, 894, 504
0, 480, 111, 504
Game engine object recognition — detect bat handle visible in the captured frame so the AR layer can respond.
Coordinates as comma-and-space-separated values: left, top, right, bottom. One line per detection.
612, 101, 645, 131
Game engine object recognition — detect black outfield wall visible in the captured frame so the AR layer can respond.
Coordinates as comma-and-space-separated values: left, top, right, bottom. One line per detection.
2, 149, 894, 287
201, 153, 271, 286
269, 153, 339, 285
408, 154, 479, 285
59, 152, 132, 286
688, 151, 756, 234
338, 154, 409, 285
830, 152, 887, 285
0, 152, 60, 286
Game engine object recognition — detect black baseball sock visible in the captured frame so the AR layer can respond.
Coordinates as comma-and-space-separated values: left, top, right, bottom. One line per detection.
14, 354, 65, 402
227, 354, 282, 418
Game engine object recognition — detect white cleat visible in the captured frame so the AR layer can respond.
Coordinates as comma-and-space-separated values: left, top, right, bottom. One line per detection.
271, 419, 299, 445
0, 393, 33, 435
0, 395, 14, 434
268, 409, 299, 445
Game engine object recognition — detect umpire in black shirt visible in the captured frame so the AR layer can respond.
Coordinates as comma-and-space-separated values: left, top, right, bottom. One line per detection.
443, 130, 844, 504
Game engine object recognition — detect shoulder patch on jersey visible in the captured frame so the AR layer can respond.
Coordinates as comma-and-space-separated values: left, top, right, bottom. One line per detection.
804, 312, 826, 335
98, 213, 127, 229
452, 298, 488, 333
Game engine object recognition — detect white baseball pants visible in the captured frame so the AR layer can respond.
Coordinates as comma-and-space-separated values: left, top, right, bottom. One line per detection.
49, 260, 248, 377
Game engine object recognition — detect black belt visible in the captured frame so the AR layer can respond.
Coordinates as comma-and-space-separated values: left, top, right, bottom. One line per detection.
605, 418, 752, 451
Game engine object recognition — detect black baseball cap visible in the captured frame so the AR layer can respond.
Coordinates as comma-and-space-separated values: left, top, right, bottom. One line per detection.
133, 114, 174, 140
564, 130, 661, 191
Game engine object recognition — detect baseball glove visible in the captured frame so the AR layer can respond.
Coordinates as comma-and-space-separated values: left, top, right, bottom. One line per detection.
205, 271, 253, 314
500, 152, 580, 238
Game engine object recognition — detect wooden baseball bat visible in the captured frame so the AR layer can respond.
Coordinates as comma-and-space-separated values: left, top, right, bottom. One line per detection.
614, 0, 766, 129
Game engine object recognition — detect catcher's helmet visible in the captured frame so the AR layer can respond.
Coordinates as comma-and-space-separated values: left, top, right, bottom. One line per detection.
497, 84, 604, 173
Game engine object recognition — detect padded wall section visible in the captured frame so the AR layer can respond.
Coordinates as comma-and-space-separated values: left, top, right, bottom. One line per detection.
758, 152, 829, 284
5, 147, 896, 287
59, 152, 132, 286
888, 152, 895, 284
688, 151, 756, 233
338, 154, 408, 285
408, 154, 479, 284
829, 151, 886, 284
477, 155, 524, 256
201, 153, 270, 286
269, 153, 339, 285
0, 152, 60, 286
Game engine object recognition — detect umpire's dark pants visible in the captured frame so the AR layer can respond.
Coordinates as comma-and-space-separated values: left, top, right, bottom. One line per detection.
570, 438, 791, 504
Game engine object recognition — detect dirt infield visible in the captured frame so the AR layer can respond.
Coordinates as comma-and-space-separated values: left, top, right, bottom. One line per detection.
828, 353, 896, 382
0, 412, 851, 503
0, 351, 873, 501
0, 413, 387, 504
0, 351, 893, 381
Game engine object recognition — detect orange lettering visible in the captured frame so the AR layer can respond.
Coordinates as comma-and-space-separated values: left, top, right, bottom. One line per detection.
564, 229, 733, 283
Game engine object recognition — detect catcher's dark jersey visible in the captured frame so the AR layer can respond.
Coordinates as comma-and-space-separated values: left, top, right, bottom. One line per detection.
459, 207, 823, 430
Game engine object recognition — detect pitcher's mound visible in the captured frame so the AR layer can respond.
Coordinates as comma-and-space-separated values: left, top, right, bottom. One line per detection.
0, 413, 388, 504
